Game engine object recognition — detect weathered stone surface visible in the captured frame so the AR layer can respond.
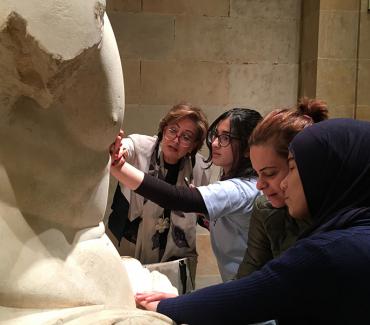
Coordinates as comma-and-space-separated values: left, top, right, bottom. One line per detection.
320, 0, 359, 11
174, 16, 230, 62
196, 229, 222, 289
358, 59, 370, 107
228, 17, 300, 63
122, 104, 172, 136
143, 0, 229, 17
109, 12, 175, 60
0, 306, 173, 325
316, 58, 357, 110
302, 0, 320, 17
122, 59, 141, 104
107, 0, 141, 12
361, 0, 369, 11
299, 60, 318, 99
141, 60, 230, 105
231, 0, 301, 19
359, 12, 370, 59
301, 8, 320, 63
229, 62, 299, 113
300, 0, 369, 121
174, 16, 300, 64
318, 10, 359, 59
200, 104, 232, 127
0, 1, 173, 323
356, 105, 370, 121
326, 104, 355, 118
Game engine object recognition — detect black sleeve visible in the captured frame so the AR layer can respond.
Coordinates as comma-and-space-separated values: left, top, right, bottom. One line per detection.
135, 173, 208, 214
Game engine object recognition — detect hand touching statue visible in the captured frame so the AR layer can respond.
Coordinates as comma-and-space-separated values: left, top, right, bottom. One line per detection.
135, 292, 178, 312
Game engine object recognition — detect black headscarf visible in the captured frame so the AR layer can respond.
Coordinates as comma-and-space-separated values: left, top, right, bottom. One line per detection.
290, 118, 370, 236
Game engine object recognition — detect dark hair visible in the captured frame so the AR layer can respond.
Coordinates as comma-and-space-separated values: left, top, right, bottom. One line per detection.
249, 98, 329, 158
205, 108, 262, 180
157, 102, 208, 157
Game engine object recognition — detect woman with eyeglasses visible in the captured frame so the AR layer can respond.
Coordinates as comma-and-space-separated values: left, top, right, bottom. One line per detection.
135, 118, 370, 325
110, 108, 262, 281
107, 103, 210, 289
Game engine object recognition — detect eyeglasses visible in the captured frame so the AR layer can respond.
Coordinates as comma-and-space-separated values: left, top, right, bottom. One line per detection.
208, 132, 238, 147
164, 126, 194, 147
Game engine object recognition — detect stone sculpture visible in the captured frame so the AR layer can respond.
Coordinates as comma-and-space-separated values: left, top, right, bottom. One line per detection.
0, 1, 172, 323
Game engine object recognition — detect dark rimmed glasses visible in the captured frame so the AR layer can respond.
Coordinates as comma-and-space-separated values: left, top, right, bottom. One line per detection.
208, 132, 238, 147
164, 126, 194, 147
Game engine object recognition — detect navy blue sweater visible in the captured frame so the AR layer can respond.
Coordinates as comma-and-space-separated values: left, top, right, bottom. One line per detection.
158, 223, 370, 324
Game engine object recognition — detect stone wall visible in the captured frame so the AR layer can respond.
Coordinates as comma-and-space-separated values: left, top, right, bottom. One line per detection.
107, 0, 302, 136
300, 0, 370, 120
357, 0, 370, 120
317, 0, 360, 117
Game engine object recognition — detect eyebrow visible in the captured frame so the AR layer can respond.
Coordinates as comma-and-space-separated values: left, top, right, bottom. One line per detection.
259, 166, 278, 172
287, 157, 294, 163
172, 123, 195, 135
214, 129, 231, 135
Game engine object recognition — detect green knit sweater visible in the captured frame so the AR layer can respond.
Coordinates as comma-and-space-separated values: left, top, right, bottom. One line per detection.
236, 195, 311, 278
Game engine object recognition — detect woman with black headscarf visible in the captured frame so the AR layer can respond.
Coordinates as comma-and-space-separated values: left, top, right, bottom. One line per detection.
136, 118, 370, 325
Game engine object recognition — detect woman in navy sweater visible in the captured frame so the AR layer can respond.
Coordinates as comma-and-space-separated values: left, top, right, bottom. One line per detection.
136, 118, 370, 325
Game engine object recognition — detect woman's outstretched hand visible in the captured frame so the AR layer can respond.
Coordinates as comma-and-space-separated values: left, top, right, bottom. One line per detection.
109, 130, 145, 189
135, 292, 178, 312
109, 129, 127, 168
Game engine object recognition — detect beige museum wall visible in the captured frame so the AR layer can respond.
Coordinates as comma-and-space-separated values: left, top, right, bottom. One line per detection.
357, 0, 370, 120
300, 0, 370, 120
107, 0, 302, 137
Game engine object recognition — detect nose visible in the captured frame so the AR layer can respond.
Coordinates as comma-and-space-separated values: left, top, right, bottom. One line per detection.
280, 176, 287, 192
256, 178, 266, 191
172, 134, 180, 144
211, 137, 220, 148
